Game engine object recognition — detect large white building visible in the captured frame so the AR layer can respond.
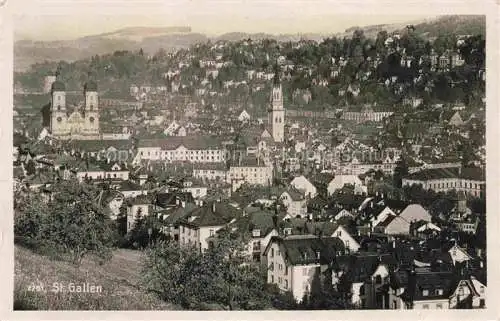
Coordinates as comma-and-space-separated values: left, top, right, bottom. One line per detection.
402, 167, 485, 198
228, 156, 273, 190
135, 136, 227, 164
264, 235, 345, 302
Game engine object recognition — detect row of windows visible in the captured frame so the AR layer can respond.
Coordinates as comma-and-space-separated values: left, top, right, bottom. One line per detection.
82, 172, 127, 179
141, 150, 222, 156
428, 181, 481, 190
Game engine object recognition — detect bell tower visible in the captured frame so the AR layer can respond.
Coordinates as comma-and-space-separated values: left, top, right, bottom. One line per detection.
50, 72, 67, 137
268, 64, 285, 143
84, 78, 99, 137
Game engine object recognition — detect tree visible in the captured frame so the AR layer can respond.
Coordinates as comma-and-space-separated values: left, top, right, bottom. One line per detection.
14, 180, 115, 265
393, 157, 409, 188
142, 229, 271, 310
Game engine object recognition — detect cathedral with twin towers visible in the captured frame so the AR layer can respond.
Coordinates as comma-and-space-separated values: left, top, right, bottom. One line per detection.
43, 72, 100, 140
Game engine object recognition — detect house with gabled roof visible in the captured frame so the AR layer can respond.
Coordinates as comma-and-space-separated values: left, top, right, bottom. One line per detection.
118, 180, 148, 198
390, 268, 486, 309
223, 209, 279, 264
126, 194, 153, 232
279, 187, 307, 218
290, 175, 317, 198
304, 221, 360, 253
332, 253, 398, 308
264, 235, 345, 302
178, 201, 241, 251
76, 160, 130, 182
327, 175, 364, 196
374, 204, 431, 236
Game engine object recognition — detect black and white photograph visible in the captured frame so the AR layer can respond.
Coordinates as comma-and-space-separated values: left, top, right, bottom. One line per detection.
7, 0, 496, 314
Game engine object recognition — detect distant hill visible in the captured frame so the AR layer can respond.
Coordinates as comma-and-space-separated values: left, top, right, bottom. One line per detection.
408, 15, 485, 39
14, 15, 486, 72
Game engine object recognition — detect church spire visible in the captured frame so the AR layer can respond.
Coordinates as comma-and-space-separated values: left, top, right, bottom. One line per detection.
273, 62, 280, 85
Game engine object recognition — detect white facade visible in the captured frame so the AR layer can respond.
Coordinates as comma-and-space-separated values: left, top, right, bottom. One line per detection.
327, 175, 363, 196
228, 164, 273, 186
137, 144, 226, 163
266, 241, 320, 302
290, 176, 317, 198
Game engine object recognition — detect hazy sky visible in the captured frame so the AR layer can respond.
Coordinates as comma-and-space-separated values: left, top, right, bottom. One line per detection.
11, 0, 475, 41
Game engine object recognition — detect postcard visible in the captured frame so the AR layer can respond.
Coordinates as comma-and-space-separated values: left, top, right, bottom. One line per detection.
1, 0, 499, 320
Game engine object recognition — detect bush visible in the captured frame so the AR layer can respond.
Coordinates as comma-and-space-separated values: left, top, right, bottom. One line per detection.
14, 180, 116, 266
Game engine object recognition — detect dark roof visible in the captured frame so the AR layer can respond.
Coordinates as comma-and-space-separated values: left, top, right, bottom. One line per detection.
310, 172, 335, 189
84, 80, 98, 92
334, 253, 398, 283
399, 271, 457, 302
376, 214, 397, 228
266, 235, 345, 265
69, 139, 133, 152
405, 167, 485, 182
118, 180, 143, 191
127, 194, 153, 206
230, 155, 267, 167
138, 136, 223, 150
181, 201, 241, 228
233, 210, 276, 238
51, 80, 65, 92
155, 192, 194, 208
162, 203, 198, 225
282, 187, 305, 201
305, 221, 341, 237
307, 194, 328, 209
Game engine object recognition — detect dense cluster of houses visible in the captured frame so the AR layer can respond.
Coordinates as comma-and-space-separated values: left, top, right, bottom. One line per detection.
13, 29, 487, 310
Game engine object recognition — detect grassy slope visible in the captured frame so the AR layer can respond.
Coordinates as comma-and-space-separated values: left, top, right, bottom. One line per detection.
14, 245, 179, 310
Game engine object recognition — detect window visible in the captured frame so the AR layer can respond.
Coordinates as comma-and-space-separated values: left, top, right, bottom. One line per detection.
337, 230, 342, 237
278, 277, 282, 284
375, 275, 382, 284
285, 280, 288, 289
209, 229, 214, 236
422, 304, 429, 309
271, 275, 274, 283
252, 229, 261, 237
422, 289, 429, 296
436, 304, 443, 309
436, 289, 443, 295
480, 286, 485, 294
270, 248, 274, 258
458, 287, 464, 296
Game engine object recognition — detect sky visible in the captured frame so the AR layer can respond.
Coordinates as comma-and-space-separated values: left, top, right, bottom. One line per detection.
10, 0, 480, 41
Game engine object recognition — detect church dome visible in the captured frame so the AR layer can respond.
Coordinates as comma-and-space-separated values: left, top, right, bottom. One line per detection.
84, 80, 98, 92
51, 80, 66, 92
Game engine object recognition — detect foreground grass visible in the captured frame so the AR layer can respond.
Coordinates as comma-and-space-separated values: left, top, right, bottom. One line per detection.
14, 245, 180, 310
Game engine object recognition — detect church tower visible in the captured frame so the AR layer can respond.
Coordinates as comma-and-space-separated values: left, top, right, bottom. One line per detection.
50, 76, 67, 137
84, 79, 99, 137
268, 65, 285, 143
